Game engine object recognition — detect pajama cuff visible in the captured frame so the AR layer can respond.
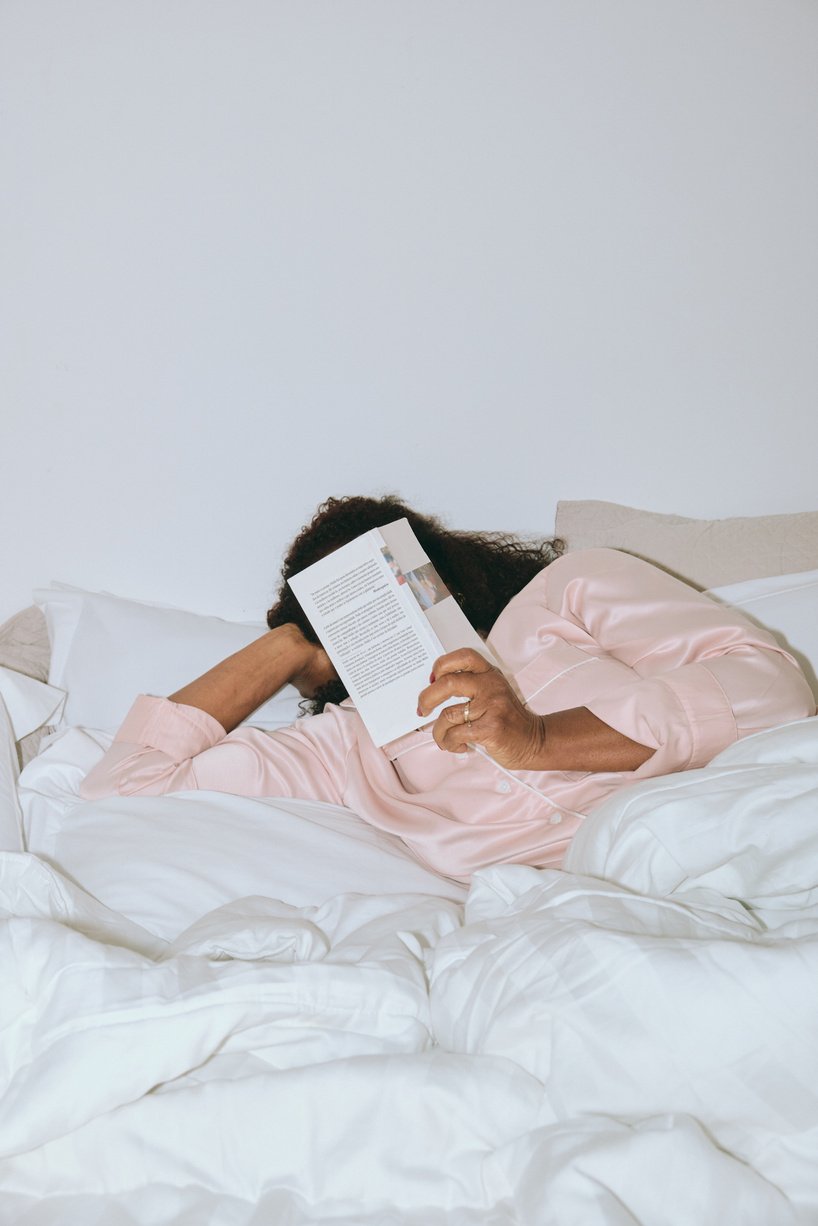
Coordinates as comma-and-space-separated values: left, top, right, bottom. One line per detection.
586, 663, 737, 776
116, 695, 227, 761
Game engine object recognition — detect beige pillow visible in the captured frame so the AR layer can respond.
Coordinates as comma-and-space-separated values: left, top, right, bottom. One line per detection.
555, 501, 818, 590
0, 605, 50, 681
0, 606, 52, 767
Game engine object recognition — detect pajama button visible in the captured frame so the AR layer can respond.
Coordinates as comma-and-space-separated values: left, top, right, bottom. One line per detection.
497, 780, 512, 793
549, 813, 562, 824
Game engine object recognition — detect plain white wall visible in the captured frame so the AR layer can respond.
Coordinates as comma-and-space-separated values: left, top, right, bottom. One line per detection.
2, 0, 817, 624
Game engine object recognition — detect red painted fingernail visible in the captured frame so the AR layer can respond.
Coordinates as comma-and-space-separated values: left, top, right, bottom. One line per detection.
416, 705, 423, 716
429, 672, 436, 683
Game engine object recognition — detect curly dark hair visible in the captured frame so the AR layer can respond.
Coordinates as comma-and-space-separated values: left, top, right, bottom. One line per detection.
267, 494, 563, 713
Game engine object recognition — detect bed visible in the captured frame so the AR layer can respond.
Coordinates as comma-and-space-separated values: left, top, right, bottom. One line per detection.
2, 501, 818, 1225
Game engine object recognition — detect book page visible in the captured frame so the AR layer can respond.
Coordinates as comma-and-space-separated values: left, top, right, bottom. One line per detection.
288, 520, 491, 746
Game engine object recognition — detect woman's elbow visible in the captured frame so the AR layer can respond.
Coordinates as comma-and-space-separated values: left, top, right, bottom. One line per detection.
79, 744, 178, 801
765, 656, 816, 726
79, 762, 122, 801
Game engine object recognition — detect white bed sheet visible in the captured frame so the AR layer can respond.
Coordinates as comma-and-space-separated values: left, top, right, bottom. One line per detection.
2, 718, 818, 1223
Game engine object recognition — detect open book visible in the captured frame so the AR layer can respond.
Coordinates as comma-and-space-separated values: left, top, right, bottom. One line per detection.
287, 519, 497, 746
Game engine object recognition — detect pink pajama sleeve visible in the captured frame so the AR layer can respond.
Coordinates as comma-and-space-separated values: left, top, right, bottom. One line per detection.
80, 694, 347, 806
490, 548, 815, 779
552, 550, 814, 773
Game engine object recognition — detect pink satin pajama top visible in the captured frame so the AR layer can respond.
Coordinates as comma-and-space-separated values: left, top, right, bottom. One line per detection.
81, 549, 815, 880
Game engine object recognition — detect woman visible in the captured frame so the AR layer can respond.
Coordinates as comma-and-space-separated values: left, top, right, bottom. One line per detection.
82, 495, 815, 880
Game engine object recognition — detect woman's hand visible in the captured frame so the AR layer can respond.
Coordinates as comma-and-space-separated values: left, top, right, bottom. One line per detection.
286, 627, 339, 699
416, 648, 546, 770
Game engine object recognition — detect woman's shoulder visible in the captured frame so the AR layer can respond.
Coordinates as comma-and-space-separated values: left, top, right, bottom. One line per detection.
488, 547, 680, 642
502, 548, 648, 608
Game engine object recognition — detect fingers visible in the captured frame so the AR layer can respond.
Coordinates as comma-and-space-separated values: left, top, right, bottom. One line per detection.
432, 699, 478, 755
418, 674, 474, 717
417, 649, 497, 719
430, 647, 493, 682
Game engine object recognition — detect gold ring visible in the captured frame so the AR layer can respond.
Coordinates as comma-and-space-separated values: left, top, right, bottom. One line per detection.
464, 703, 472, 725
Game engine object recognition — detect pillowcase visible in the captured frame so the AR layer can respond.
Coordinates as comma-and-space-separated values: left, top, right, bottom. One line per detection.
0, 666, 61, 849
706, 568, 818, 702
555, 501, 818, 590
34, 584, 303, 734
0, 605, 51, 683
0, 667, 65, 741
0, 693, 25, 851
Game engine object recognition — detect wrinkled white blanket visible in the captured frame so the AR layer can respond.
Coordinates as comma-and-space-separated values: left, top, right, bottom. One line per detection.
2, 719, 818, 1224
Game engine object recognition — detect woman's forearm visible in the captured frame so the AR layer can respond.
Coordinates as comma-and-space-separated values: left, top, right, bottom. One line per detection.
169, 624, 314, 733
525, 706, 654, 773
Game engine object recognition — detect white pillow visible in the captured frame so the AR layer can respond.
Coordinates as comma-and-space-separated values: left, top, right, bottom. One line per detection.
34, 584, 303, 734
0, 670, 66, 851
0, 666, 65, 741
0, 693, 24, 851
706, 568, 818, 702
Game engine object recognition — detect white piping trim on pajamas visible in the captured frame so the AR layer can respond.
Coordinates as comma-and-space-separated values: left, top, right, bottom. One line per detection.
470, 744, 587, 820
390, 733, 585, 820
522, 654, 599, 704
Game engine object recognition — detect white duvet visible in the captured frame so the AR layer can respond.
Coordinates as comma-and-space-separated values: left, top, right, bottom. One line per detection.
2, 718, 818, 1224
